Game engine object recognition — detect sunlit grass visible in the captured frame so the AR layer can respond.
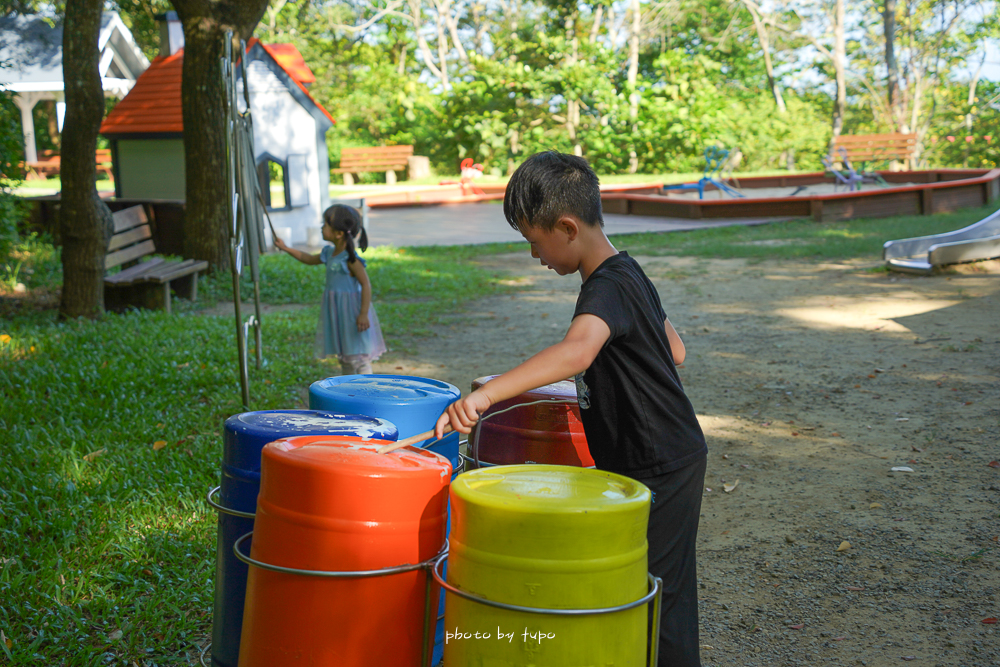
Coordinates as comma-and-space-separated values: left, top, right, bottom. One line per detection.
1, 233, 61, 293
2, 199, 998, 663
12, 177, 115, 195
612, 202, 1000, 261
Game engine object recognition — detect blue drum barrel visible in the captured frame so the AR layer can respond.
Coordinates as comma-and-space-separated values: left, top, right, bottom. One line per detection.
308, 374, 461, 665
210, 410, 397, 667
308, 374, 461, 468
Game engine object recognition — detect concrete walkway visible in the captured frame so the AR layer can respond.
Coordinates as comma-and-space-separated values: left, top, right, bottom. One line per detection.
364, 202, 791, 247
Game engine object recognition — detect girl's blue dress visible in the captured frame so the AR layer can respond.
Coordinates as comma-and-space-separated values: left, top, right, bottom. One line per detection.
316, 246, 387, 361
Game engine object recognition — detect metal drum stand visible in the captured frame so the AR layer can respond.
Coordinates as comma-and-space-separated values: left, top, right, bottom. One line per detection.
459, 399, 589, 470
431, 553, 664, 666
207, 485, 256, 520
201, 486, 258, 666
233, 532, 447, 667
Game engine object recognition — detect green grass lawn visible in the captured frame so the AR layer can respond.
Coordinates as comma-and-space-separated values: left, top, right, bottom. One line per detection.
610, 201, 1000, 261
12, 177, 115, 196
1, 202, 997, 664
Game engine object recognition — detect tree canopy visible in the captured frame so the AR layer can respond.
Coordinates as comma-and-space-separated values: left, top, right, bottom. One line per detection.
236, 0, 998, 175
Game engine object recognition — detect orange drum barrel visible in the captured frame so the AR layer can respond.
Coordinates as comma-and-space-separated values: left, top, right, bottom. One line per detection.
237, 435, 451, 667
469, 375, 594, 467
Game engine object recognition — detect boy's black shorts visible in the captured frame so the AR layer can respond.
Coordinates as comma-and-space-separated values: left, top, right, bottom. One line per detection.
645, 455, 707, 667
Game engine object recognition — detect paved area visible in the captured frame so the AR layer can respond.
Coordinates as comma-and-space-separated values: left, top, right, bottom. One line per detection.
364, 202, 792, 247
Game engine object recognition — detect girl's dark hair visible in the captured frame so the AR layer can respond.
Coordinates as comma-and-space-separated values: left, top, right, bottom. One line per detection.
323, 204, 368, 263
503, 151, 603, 231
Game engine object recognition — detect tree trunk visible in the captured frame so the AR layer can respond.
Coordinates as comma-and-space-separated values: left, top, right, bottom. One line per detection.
59, 0, 114, 320
564, 11, 581, 156
433, 4, 451, 87
627, 0, 640, 172
438, 0, 468, 63
883, 0, 900, 131
831, 0, 846, 141
606, 6, 618, 46
742, 0, 786, 113
408, 0, 446, 81
170, 0, 269, 271
589, 4, 603, 43
963, 51, 986, 167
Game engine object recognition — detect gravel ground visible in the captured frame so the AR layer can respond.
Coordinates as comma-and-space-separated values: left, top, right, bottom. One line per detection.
376, 252, 1000, 667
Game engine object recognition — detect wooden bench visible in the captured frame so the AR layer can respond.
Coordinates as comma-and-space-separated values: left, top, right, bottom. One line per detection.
104, 205, 208, 314
23, 149, 115, 181
832, 133, 917, 170
95, 149, 114, 180
332, 145, 414, 185
24, 150, 61, 180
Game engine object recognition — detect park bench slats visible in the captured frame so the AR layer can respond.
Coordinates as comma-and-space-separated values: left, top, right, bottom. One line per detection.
105, 239, 157, 270
22, 150, 116, 181
833, 133, 917, 164
134, 258, 206, 283
106, 224, 152, 253
103, 205, 208, 314
105, 257, 166, 285
332, 146, 415, 185
332, 146, 415, 172
111, 203, 147, 233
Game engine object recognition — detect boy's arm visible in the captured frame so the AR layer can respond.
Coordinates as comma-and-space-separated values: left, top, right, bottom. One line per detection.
665, 316, 686, 365
435, 314, 611, 437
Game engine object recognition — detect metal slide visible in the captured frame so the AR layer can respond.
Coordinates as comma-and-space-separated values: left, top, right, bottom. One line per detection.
883, 206, 1000, 274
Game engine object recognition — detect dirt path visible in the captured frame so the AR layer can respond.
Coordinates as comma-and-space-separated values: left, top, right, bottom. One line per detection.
376, 252, 1000, 667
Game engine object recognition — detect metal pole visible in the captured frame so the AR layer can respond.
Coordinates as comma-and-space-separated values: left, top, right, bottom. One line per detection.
648, 576, 663, 667
421, 565, 434, 667
232, 242, 249, 410
253, 281, 263, 369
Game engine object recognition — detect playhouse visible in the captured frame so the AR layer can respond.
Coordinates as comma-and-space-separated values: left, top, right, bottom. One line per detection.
0, 11, 148, 164
100, 13, 334, 246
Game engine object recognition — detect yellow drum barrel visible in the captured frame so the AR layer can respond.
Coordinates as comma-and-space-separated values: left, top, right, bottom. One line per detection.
443, 465, 651, 666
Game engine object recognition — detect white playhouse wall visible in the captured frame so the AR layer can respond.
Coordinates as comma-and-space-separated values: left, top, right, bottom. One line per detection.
243, 61, 331, 247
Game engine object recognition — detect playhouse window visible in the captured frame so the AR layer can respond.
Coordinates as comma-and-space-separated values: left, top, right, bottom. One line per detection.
257, 154, 308, 209
257, 156, 289, 210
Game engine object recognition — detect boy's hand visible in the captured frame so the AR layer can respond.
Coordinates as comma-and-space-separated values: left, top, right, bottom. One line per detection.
356, 312, 370, 332
436, 390, 493, 437
273, 236, 288, 251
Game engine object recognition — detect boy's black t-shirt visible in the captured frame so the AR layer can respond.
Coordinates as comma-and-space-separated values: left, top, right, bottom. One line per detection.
573, 251, 707, 479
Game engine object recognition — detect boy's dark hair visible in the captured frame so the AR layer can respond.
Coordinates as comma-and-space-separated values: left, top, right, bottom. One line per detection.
503, 151, 603, 231
323, 204, 368, 263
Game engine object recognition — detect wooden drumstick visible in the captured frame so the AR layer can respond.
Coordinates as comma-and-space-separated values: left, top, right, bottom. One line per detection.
376, 424, 454, 455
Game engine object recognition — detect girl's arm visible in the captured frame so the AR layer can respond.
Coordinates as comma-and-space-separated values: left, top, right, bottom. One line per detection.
274, 236, 322, 265
347, 258, 372, 332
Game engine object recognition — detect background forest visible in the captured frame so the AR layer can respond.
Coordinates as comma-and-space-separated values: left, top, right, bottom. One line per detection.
4, 0, 1000, 181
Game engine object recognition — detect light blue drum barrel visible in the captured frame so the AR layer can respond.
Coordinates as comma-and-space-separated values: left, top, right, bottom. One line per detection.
211, 410, 397, 667
308, 374, 462, 665
308, 374, 462, 468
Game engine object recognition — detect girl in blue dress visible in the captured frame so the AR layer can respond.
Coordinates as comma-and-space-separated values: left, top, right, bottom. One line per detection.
273, 205, 386, 374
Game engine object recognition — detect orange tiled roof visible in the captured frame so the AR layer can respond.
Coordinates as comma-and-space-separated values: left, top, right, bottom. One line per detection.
248, 39, 333, 124
258, 42, 316, 85
100, 51, 183, 135
101, 43, 332, 136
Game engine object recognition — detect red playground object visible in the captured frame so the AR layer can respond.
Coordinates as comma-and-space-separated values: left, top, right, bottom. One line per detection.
469, 375, 594, 467
238, 435, 451, 667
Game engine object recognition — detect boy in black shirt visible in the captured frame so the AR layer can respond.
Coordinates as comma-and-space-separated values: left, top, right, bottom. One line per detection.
435, 150, 707, 667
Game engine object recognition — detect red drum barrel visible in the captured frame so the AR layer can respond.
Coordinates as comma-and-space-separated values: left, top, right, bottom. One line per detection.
468, 375, 594, 467
237, 435, 451, 667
